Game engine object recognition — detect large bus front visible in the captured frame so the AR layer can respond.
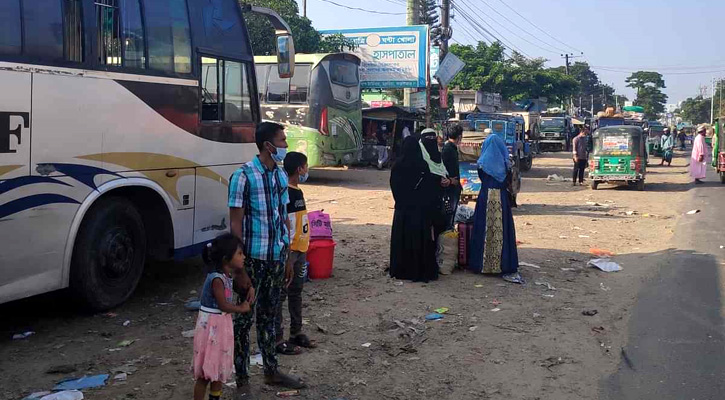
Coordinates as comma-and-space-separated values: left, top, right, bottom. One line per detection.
257, 53, 362, 167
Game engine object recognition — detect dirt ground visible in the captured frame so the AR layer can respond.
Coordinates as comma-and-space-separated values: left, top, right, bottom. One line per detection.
0, 151, 696, 400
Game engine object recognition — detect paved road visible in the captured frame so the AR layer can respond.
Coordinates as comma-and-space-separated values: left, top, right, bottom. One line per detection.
602, 171, 725, 399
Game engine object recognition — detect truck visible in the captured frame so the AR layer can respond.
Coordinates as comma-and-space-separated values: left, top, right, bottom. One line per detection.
539, 116, 572, 152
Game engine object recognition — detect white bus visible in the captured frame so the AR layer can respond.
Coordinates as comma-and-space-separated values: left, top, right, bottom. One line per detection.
0, 0, 294, 310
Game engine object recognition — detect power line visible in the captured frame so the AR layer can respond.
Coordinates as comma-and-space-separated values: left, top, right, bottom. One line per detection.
592, 66, 725, 76
454, 0, 530, 58
313, 0, 406, 15
492, 0, 582, 54
452, 6, 513, 58
592, 64, 725, 71
472, 0, 570, 54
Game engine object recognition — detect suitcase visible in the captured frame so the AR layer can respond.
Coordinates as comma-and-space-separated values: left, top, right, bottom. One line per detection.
457, 222, 472, 268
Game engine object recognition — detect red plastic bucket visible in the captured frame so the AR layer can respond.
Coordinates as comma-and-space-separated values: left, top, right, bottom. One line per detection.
307, 239, 336, 279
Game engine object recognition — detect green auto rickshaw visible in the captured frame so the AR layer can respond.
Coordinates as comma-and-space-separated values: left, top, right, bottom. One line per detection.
590, 125, 647, 191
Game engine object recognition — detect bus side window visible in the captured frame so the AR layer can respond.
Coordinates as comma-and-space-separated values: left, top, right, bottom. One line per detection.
224, 61, 253, 122
146, 0, 192, 74
121, 0, 145, 68
201, 57, 221, 121
23, 0, 64, 61
63, 0, 83, 62
0, 1, 22, 55
289, 65, 310, 104
255, 64, 270, 103
266, 68, 289, 103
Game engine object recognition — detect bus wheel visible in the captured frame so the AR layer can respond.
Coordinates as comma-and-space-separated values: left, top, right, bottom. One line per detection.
720, 171, 725, 184
70, 197, 146, 311
636, 180, 645, 191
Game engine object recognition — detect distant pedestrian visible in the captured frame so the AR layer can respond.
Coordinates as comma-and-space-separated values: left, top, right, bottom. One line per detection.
192, 234, 251, 400
690, 125, 708, 184
402, 124, 411, 139
660, 128, 674, 166
376, 123, 390, 169
678, 129, 687, 150
442, 124, 463, 229
571, 127, 589, 186
275, 151, 316, 355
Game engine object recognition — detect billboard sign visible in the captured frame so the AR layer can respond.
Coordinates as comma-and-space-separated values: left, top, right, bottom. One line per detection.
410, 91, 426, 109
320, 26, 429, 89
434, 52, 465, 87
430, 46, 440, 85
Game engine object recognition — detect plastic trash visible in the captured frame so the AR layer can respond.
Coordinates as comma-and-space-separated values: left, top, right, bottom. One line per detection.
490, 308, 501, 312
122, 320, 130, 327
250, 353, 263, 366
23, 392, 51, 400
589, 248, 615, 257
434, 307, 449, 314
40, 391, 84, 400
686, 209, 700, 215
13, 331, 35, 340
117, 339, 134, 347
588, 258, 622, 272
181, 330, 195, 338
534, 281, 556, 291
468, 326, 478, 332
582, 310, 598, 316
361, 342, 372, 348
454, 205, 475, 223
113, 372, 127, 381
546, 174, 567, 182
53, 374, 109, 391
425, 313, 444, 321
519, 262, 541, 269
276, 390, 300, 397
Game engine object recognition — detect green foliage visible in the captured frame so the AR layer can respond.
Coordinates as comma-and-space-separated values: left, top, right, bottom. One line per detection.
679, 96, 711, 124
318, 34, 358, 53
626, 71, 668, 120
448, 42, 579, 106
242, 0, 321, 55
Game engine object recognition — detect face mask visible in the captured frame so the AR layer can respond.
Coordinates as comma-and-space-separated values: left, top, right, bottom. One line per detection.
268, 143, 287, 163
299, 172, 309, 183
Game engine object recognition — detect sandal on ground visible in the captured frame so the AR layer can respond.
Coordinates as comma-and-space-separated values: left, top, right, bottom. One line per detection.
275, 341, 303, 355
264, 371, 307, 389
290, 333, 317, 349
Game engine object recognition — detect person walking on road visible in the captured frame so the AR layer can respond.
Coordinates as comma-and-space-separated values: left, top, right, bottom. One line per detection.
468, 134, 520, 282
228, 122, 305, 395
678, 128, 687, 150
572, 127, 589, 186
661, 128, 674, 166
690, 125, 709, 184
442, 124, 463, 230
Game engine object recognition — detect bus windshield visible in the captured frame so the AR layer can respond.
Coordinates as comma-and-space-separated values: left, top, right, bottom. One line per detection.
541, 118, 565, 130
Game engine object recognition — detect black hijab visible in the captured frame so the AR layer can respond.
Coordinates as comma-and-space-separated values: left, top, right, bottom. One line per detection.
390, 135, 426, 205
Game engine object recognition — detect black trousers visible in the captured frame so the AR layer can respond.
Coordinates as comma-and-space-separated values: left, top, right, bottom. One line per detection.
275, 251, 306, 339
573, 159, 587, 183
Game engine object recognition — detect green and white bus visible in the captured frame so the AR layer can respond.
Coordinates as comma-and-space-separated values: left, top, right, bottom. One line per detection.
255, 53, 363, 167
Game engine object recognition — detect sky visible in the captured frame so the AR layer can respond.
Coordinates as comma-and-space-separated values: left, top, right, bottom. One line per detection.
297, 0, 725, 105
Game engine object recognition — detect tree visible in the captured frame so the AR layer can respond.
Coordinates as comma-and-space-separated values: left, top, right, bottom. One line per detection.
242, 0, 321, 55
625, 71, 668, 120
318, 34, 357, 53
679, 96, 712, 124
448, 42, 507, 93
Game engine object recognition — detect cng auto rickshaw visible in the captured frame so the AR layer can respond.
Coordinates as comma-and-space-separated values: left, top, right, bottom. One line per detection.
589, 126, 647, 191
714, 117, 725, 183
647, 124, 666, 158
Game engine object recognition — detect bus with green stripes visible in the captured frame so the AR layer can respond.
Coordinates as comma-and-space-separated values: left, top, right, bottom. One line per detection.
255, 53, 363, 167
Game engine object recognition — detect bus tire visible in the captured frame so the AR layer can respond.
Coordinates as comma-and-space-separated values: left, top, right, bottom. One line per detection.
636, 180, 645, 191
70, 197, 147, 311
720, 171, 725, 184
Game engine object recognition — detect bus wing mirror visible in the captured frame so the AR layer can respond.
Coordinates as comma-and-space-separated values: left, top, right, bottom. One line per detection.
243, 5, 296, 78
276, 34, 295, 79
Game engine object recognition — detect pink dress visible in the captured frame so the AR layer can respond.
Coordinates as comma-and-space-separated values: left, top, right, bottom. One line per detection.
690, 134, 708, 179
191, 273, 235, 382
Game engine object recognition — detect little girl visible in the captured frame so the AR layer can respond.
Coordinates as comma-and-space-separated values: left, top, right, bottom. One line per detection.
193, 233, 251, 400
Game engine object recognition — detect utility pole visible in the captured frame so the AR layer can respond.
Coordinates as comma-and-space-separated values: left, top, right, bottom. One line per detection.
302, 0, 307, 17
562, 52, 584, 114
440, 0, 450, 58
591, 94, 594, 118
712, 77, 716, 125
404, 0, 419, 108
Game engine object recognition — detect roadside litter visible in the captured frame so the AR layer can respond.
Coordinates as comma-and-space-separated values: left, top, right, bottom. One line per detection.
361, 342, 372, 348
276, 390, 301, 397
53, 374, 109, 391
122, 320, 130, 327
546, 174, 567, 182
600, 283, 612, 291
534, 281, 556, 291
250, 353, 263, 366
27, 391, 84, 400
588, 258, 622, 272
454, 205, 475, 223
686, 209, 700, 215
13, 331, 35, 340
519, 262, 541, 269
490, 308, 501, 312
468, 326, 478, 332
542, 294, 555, 298
433, 307, 449, 314
117, 339, 134, 347
590, 248, 615, 257
113, 373, 127, 382
582, 310, 598, 316
181, 330, 195, 338
425, 313, 444, 321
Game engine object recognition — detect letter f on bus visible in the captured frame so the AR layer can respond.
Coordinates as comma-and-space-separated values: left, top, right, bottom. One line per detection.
0, 112, 29, 153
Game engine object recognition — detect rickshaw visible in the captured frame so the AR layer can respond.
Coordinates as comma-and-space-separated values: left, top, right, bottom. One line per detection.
458, 113, 526, 204
714, 117, 725, 184
589, 125, 647, 191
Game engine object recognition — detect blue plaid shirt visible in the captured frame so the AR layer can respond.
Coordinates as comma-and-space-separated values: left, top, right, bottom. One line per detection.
228, 156, 290, 262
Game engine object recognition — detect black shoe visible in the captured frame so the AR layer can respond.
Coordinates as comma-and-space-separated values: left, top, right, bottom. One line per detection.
695, 179, 704, 184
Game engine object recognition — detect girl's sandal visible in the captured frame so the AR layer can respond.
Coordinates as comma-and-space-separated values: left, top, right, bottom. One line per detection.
275, 341, 303, 355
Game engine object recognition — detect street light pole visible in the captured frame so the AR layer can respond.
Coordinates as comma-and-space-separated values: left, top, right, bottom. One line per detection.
712, 77, 716, 125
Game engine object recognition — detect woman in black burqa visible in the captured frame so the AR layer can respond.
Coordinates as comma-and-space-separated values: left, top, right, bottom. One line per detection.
389, 131, 450, 282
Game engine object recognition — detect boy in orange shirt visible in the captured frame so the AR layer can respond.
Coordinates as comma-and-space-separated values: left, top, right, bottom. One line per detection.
275, 152, 315, 354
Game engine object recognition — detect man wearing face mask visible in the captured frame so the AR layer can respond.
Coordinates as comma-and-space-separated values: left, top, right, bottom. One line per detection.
229, 122, 306, 393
